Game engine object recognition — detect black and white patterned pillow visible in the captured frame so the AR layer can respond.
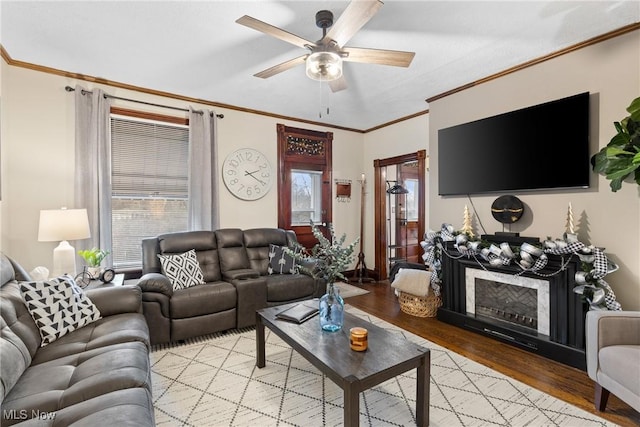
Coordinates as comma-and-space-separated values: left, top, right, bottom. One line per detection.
20, 275, 101, 347
268, 244, 297, 275
158, 249, 205, 290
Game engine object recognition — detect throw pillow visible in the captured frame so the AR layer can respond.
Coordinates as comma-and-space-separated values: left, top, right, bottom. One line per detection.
20, 275, 102, 347
157, 249, 205, 290
268, 244, 297, 275
390, 268, 431, 297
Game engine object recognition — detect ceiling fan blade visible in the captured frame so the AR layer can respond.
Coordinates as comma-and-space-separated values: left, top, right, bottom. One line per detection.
254, 55, 308, 79
329, 75, 348, 93
236, 15, 315, 49
342, 47, 415, 67
322, 0, 383, 47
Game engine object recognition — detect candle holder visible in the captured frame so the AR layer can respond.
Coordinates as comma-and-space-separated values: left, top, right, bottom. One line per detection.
350, 327, 368, 351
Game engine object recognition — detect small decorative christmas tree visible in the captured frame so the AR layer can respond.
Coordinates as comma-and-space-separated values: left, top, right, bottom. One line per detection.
461, 205, 474, 238
566, 203, 575, 234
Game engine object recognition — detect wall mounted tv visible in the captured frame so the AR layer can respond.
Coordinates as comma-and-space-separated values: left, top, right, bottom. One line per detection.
438, 92, 590, 196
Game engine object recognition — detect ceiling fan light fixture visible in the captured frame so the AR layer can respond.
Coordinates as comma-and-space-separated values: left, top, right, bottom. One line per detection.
306, 51, 343, 81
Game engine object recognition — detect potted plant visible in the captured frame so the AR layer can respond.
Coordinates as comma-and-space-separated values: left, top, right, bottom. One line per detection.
287, 221, 359, 331
591, 96, 640, 192
77, 248, 110, 278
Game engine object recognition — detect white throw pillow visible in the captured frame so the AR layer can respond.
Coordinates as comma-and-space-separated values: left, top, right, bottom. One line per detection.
158, 249, 205, 291
20, 275, 102, 346
390, 268, 431, 297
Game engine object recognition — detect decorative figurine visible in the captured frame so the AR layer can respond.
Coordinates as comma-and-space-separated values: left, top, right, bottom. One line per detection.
461, 205, 474, 238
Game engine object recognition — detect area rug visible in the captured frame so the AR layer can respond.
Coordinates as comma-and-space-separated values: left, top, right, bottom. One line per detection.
335, 282, 370, 298
150, 306, 613, 426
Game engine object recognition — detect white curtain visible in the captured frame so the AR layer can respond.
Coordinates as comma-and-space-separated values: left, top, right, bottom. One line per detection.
188, 108, 219, 230
74, 85, 113, 264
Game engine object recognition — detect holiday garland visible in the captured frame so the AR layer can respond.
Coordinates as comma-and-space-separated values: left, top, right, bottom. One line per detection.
420, 223, 621, 311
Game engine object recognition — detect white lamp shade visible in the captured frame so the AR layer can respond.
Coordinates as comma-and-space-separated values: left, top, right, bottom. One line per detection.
306, 51, 343, 81
38, 208, 91, 242
38, 208, 91, 277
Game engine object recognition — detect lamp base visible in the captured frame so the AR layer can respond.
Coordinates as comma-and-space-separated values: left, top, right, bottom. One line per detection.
52, 240, 77, 277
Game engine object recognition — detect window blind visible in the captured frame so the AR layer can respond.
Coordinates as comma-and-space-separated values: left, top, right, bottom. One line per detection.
111, 118, 188, 198
110, 116, 189, 268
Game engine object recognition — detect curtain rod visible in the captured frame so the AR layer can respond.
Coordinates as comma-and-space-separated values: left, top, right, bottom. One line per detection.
64, 86, 224, 119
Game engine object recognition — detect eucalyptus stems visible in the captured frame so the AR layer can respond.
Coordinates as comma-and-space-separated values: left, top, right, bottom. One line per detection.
286, 221, 359, 286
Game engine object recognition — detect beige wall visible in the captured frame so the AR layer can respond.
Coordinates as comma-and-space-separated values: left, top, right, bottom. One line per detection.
429, 30, 640, 310
0, 64, 364, 273
0, 58, 4, 252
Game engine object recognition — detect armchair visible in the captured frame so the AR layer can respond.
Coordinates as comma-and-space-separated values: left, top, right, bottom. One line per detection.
585, 310, 640, 412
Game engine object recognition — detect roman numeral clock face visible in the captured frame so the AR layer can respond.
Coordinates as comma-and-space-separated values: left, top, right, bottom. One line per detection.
222, 148, 273, 200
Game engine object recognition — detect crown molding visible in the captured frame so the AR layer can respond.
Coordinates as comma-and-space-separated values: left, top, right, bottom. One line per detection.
425, 23, 640, 104
3, 22, 638, 133
0, 44, 367, 134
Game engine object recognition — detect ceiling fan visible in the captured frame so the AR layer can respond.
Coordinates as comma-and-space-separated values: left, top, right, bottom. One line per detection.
236, 0, 415, 93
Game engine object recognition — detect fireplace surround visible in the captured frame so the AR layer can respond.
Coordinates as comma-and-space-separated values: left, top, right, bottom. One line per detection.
438, 241, 587, 370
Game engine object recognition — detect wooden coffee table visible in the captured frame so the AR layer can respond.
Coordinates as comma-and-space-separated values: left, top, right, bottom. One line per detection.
256, 302, 430, 426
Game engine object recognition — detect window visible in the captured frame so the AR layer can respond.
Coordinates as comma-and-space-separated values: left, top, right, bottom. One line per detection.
404, 178, 419, 221
290, 169, 323, 225
110, 116, 189, 268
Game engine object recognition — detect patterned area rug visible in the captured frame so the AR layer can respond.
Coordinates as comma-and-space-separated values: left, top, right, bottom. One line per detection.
151, 306, 612, 426
335, 282, 370, 298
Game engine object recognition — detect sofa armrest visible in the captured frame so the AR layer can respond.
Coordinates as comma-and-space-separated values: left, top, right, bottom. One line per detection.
137, 273, 173, 298
86, 285, 142, 316
229, 276, 267, 328
585, 310, 640, 379
223, 268, 260, 281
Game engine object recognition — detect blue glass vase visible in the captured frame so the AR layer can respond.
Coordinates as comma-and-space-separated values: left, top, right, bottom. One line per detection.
319, 283, 344, 332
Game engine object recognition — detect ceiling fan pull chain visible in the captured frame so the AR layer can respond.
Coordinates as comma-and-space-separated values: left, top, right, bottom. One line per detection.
319, 80, 323, 118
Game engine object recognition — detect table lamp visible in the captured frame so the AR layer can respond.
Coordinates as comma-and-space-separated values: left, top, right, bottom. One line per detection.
38, 208, 91, 277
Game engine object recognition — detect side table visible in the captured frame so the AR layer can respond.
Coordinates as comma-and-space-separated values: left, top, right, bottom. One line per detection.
85, 273, 125, 290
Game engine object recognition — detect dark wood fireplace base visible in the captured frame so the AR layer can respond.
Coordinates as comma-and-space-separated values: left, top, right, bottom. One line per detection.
438, 242, 587, 370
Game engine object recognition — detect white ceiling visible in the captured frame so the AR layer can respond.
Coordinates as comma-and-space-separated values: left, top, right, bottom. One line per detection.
2, 1, 639, 131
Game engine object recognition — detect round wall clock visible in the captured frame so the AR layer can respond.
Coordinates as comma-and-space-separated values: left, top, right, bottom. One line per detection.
222, 148, 273, 200
491, 195, 524, 224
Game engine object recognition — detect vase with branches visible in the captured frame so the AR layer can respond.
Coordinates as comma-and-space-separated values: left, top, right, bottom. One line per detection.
287, 221, 359, 331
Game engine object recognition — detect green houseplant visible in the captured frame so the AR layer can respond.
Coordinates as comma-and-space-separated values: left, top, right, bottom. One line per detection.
78, 248, 110, 267
78, 248, 110, 279
591, 96, 640, 192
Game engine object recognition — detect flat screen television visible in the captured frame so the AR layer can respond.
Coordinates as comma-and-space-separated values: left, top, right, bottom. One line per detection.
438, 92, 590, 196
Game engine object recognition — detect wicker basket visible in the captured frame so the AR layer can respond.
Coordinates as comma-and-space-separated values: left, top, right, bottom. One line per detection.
398, 291, 442, 318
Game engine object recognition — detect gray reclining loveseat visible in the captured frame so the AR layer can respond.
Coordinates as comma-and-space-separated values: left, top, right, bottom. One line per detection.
0, 254, 154, 426
138, 228, 324, 345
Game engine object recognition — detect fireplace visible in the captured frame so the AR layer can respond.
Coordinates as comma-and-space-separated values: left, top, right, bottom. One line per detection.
438, 241, 587, 370
466, 268, 548, 335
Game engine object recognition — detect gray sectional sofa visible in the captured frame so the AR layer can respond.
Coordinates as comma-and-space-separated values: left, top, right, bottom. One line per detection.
0, 254, 154, 426
138, 228, 324, 345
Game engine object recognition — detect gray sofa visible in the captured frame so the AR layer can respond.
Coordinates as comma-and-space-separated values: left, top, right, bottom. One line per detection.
585, 310, 640, 412
0, 254, 154, 426
138, 228, 324, 345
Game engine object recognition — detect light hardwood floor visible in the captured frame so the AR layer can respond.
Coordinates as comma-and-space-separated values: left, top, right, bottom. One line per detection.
345, 281, 640, 427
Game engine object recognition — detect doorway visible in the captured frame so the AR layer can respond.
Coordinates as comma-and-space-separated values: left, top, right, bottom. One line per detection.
277, 124, 333, 250
374, 150, 426, 280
